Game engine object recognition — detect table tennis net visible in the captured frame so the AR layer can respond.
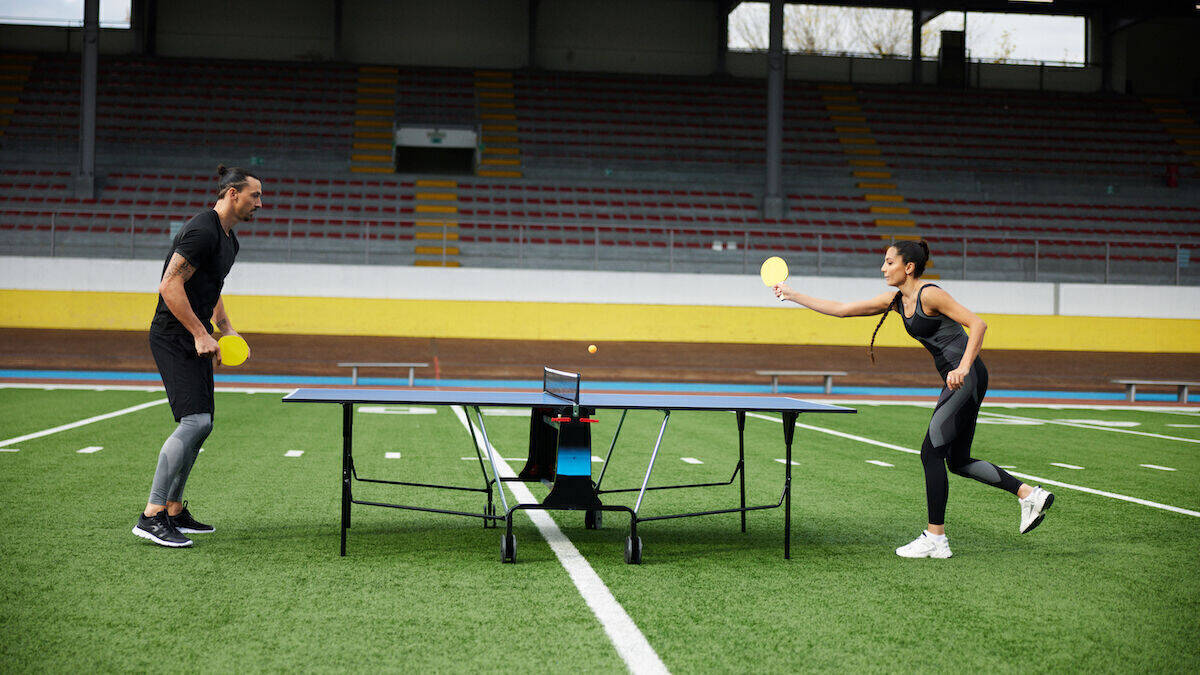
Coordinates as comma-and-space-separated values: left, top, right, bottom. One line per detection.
543, 367, 581, 403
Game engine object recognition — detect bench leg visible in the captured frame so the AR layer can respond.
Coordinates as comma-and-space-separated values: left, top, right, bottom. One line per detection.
351, 366, 358, 386
1180, 386, 1189, 404
823, 375, 833, 395
1127, 384, 1135, 402
771, 376, 779, 394
408, 368, 415, 387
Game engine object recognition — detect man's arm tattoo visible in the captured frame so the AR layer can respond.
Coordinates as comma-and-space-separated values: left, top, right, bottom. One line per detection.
162, 254, 196, 283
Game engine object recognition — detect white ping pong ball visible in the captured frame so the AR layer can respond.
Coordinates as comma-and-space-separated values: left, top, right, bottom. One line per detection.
587, 344, 597, 354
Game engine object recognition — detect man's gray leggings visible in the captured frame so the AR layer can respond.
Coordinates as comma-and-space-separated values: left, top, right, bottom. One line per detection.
148, 413, 212, 505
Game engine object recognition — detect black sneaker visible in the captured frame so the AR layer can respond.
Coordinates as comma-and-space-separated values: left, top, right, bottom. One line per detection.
132, 511, 193, 548
172, 502, 214, 534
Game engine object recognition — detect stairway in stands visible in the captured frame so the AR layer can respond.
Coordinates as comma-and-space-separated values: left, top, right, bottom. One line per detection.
821, 83, 936, 278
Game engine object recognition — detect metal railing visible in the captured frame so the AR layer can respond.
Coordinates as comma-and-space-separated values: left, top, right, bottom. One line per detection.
2, 206, 1196, 285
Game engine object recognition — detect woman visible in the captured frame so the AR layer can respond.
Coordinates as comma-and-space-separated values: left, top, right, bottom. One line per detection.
773, 240, 1053, 558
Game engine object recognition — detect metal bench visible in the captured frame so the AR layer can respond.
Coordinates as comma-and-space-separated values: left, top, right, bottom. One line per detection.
338, 362, 429, 386
755, 370, 847, 395
1111, 379, 1198, 403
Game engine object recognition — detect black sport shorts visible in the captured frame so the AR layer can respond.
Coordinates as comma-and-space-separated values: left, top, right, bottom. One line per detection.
149, 330, 215, 422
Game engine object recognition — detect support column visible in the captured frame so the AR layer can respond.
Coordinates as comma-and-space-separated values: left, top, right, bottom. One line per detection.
911, 6, 922, 84
75, 0, 99, 200
528, 0, 539, 69
762, 0, 785, 219
333, 0, 343, 61
716, 0, 730, 76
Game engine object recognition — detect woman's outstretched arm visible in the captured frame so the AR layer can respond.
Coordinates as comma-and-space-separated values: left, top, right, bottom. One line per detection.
775, 283, 894, 318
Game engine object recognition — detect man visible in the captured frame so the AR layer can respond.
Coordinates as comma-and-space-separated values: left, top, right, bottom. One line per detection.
132, 165, 262, 548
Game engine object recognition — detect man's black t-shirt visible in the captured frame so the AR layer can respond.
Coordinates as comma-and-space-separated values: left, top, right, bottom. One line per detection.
150, 210, 239, 335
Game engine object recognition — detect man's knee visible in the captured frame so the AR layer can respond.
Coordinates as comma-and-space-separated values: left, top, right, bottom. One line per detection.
182, 413, 213, 438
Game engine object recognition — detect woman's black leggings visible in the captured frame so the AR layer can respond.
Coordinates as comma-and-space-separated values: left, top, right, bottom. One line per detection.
920, 362, 1022, 525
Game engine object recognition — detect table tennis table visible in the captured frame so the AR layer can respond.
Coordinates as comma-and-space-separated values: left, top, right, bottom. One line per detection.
282, 368, 854, 564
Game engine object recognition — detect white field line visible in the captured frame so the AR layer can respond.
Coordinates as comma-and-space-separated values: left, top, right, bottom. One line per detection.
3, 384, 1196, 410
0, 383, 295, 394
1141, 464, 1177, 471
978, 410, 1200, 444
747, 413, 1200, 519
449, 406, 667, 675
0, 398, 168, 448
816, 396, 1200, 413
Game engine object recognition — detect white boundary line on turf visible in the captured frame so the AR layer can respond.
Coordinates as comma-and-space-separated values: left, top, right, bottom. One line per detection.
819, 398, 1199, 413
448, 406, 668, 675
0, 398, 168, 448
3, 385, 1197, 412
0, 382, 295, 394
977, 410, 1200, 444
745, 413, 1200, 519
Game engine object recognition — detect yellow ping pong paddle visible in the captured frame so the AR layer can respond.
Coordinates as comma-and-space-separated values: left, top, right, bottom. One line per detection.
217, 334, 249, 367
759, 256, 789, 301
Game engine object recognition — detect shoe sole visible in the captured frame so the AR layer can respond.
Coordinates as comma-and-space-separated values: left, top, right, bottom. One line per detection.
896, 548, 952, 559
132, 525, 193, 548
1021, 493, 1055, 534
176, 526, 214, 534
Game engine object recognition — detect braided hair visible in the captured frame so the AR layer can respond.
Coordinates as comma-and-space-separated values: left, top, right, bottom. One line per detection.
867, 240, 930, 364
216, 164, 258, 199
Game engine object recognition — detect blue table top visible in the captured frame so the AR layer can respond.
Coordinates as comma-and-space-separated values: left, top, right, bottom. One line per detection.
282, 387, 854, 413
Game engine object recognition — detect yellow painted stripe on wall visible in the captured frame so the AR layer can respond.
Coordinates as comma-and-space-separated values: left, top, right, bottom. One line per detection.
3, 290, 1199, 353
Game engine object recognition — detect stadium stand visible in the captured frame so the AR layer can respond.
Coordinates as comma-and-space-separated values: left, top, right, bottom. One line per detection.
1, 53, 1197, 284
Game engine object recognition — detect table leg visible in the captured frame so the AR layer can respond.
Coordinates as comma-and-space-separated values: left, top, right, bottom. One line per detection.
737, 411, 746, 533
341, 402, 353, 556
781, 411, 798, 559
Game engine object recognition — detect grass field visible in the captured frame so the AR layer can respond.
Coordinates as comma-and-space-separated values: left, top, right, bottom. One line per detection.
1, 385, 1198, 672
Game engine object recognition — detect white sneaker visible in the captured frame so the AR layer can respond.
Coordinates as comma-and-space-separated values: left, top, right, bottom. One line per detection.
895, 532, 952, 559
1019, 486, 1055, 534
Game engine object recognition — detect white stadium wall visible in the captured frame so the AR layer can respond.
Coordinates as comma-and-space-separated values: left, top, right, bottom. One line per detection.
341, 0, 528, 68
2, 257, 1198, 354
534, 0, 719, 75
0, 24, 141, 55
155, 0, 338, 62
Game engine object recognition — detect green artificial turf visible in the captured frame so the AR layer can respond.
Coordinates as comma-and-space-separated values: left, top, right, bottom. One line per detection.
1, 389, 1196, 672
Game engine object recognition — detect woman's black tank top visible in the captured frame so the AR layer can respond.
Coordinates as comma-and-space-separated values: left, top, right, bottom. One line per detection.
894, 284, 974, 377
